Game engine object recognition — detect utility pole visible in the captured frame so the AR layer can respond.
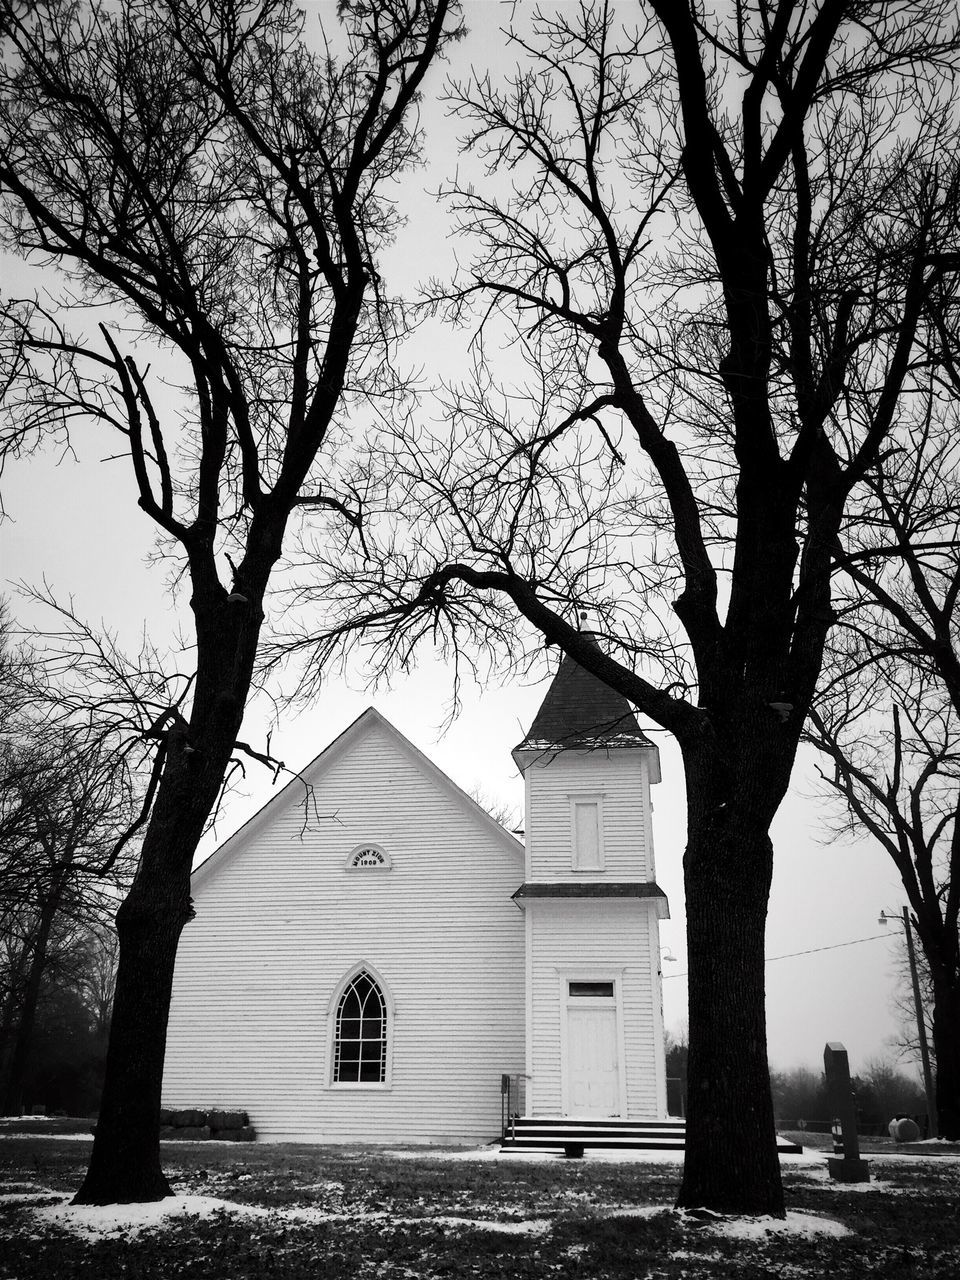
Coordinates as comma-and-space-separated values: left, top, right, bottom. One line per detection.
880, 907, 937, 1139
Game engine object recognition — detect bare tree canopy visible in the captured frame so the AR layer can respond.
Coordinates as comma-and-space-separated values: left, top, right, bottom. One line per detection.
0, 0, 462, 1203
808, 402, 960, 1138
288, 1, 960, 1214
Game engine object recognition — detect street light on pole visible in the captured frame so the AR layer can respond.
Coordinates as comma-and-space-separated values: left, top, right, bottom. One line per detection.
879, 906, 937, 1139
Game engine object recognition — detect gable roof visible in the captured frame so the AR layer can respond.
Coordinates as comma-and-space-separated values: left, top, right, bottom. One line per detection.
192, 707, 523, 889
513, 638, 655, 755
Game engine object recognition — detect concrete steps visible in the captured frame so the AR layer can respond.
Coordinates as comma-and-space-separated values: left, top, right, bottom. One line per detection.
501, 1116, 803, 1155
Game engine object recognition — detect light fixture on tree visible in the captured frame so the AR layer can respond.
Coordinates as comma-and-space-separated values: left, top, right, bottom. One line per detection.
768, 701, 794, 722
879, 906, 937, 1139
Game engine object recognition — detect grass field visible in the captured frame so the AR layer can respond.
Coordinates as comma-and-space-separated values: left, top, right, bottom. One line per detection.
1, 1126, 958, 1279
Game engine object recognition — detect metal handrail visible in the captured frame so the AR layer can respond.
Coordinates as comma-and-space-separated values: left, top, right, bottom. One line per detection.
500, 1073, 528, 1140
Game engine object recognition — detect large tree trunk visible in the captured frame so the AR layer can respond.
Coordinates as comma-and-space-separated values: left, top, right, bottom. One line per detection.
675, 737, 787, 1216
74, 587, 264, 1204
72, 752, 225, 1204
932, 974, 960, 1141
74, 872, 187, 1201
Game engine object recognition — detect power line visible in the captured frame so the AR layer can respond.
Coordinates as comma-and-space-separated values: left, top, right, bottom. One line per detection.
662, 931, 895, 979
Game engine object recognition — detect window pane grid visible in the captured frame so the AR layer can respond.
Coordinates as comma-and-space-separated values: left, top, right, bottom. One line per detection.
334, 972, 386, 1084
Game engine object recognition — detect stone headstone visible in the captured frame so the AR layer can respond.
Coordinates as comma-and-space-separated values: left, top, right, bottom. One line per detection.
824, 1042, 869, 1183
888, 1116, 921, 1143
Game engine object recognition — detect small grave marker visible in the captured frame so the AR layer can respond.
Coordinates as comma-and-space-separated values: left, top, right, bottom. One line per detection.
824, 1042, 869, 1183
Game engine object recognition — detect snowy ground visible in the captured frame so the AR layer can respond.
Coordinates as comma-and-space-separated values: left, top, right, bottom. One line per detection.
386, 1141, 827, 1165
13, 1186, 852, 1244
3, 1140, 921, 1247
22, 1192, 555, 1242
4, 1130, 959, 1277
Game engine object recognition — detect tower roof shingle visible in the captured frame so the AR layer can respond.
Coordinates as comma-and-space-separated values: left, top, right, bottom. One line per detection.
514, 639, 654, 754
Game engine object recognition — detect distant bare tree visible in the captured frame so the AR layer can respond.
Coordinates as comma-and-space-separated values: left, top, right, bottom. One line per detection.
465, 786, 522, 834
808, 404, 960, 1138
888, 930, 935, 1064
0, 721, 137, 1116
770, 1066, 826, 1130
856, 1056, 928, 1129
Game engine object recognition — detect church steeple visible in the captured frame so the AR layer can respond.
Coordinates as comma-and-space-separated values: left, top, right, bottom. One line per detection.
509, 635, 669, 1123
513, 637, 655, 760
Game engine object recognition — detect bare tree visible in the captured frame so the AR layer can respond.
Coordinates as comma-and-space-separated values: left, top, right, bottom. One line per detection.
289, 2, 960, 1213
770, 1066, 830, 1130
886, 927, 935, 1068
0, 600, 141, 1117
856, 1056, 928, 1129
0, 0, 461, 1202
807, 403, 960, 1138
0, 732, 136, 1116
77, 927, 120, 1042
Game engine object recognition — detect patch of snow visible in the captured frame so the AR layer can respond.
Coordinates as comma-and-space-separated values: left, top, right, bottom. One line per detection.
387, 1145, 688, 1164
608, 1205, 676, 1220
549, 1147, 687, 1164
796, 1168, 885, 1192
33, 1194, 247, 1240
273, 1205, 385, 1226
778, 1147, 829, 1165
711, 1211, 851, 1240
865, 1152, 960, 1165
29, 1193, 551, 1242
428, 1216, 550, 1235
0, 1132, 93, 1142
608, 1206, 851, 1239
385, 1146, 500, 1162
0, 1133, 264, 1145
269, 1206, 549, 1235
387, 1143, 819, 1166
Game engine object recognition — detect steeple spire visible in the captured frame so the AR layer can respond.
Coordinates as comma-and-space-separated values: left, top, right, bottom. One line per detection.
514, 636, 654, 755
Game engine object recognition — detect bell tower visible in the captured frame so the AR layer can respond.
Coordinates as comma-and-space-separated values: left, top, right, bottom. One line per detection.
512, 639, 669, 1118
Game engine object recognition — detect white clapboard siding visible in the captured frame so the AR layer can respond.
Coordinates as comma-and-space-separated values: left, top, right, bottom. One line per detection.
522, 750, 654, 881
163, 710, 525, 1143
526, 899, 664, 1119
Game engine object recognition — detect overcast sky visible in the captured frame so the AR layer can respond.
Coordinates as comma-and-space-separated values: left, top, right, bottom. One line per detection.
0, 0, 914, 1078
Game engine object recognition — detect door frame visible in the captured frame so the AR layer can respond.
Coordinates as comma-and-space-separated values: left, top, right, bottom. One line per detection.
558, 966, 628, 1117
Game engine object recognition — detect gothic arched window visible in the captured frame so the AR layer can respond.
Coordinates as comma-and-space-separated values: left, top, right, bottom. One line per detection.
333, 970, 387, 1084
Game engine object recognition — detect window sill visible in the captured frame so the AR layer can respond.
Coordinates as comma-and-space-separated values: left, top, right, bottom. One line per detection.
327, 1082, 392, 1091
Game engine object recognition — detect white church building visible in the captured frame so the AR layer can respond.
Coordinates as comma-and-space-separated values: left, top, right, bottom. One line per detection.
162, 646, 670, 1143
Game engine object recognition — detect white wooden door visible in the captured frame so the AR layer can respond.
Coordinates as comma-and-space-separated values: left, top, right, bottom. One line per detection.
565, 1006, 621, 1116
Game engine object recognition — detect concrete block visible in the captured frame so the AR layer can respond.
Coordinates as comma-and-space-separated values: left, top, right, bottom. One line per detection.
827, 1156, 870, 1183
208, 1111, 247, 1131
